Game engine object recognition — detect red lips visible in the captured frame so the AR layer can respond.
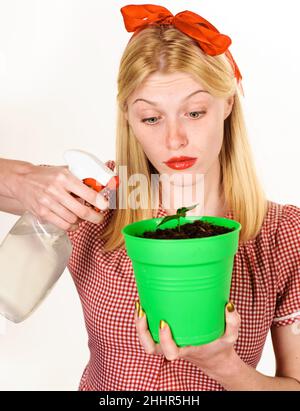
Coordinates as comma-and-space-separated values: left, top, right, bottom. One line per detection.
163, 156, 198, 170
164, 156, 197, 163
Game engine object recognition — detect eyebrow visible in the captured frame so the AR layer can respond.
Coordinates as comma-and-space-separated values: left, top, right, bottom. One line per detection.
133, 89, 209, 106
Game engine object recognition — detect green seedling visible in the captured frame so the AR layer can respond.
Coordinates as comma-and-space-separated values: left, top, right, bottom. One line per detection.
156, 203, 199, 232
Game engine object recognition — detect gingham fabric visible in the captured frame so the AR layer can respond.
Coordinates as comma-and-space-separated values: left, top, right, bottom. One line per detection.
67, 160, 300, 391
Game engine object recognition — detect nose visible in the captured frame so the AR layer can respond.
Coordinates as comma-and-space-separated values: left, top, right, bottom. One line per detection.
165, 121, 188, 150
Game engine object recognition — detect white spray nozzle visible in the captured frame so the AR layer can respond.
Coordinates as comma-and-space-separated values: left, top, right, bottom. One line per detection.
63, 149, 116, 187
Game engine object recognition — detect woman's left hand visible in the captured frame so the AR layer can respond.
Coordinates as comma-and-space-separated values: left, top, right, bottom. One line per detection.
134, 301, 241, 374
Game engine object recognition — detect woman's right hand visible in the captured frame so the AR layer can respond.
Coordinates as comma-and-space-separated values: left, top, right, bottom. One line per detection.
10, 163, 109, 231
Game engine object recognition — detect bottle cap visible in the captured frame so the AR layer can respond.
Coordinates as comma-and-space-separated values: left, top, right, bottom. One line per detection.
64, 149, 119, 191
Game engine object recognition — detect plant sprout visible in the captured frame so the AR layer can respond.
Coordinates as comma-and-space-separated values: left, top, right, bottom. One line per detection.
156, 204, 199, 232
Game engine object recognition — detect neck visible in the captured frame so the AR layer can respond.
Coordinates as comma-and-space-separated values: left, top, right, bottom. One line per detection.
160, 159, 226, 217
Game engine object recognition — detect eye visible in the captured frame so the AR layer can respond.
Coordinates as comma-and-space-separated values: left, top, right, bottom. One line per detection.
188, 111, 206, 119
141, 116, 160, 125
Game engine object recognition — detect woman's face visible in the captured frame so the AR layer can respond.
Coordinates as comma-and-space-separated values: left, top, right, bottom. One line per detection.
126, 71, 234, 178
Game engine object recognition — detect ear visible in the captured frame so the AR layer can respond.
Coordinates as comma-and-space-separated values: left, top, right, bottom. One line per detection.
224, 95, 234, 120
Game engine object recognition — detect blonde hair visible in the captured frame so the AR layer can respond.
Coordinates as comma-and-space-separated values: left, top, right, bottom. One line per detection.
101, 25, 267, 252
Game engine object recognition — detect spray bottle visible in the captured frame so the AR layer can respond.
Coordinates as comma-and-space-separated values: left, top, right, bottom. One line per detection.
0, 150, 119, 323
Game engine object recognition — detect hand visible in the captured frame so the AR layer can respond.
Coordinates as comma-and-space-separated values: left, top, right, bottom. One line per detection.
134, 301, 241, 375
12, 163, 109, 231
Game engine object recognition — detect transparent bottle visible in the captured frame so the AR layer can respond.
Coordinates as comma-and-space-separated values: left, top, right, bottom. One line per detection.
0, 150, 118, 323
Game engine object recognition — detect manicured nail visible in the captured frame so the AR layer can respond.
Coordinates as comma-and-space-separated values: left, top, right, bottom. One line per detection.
69, 224, 79, 231
135, 301, 140, 313
91, 214, 104, 224
96, 193, 109, 210
226, 302, 235, 312
160, 320, 167, 330
138, 307, 145, 318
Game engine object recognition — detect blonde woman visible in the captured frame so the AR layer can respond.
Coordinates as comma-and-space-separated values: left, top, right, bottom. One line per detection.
67, 4, 300, 390
1, 4, 300, 390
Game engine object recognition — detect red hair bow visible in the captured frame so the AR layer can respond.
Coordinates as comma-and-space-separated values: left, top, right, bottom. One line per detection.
120, 4, 242, 87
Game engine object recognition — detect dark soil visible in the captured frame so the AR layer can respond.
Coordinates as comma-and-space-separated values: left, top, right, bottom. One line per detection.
139, 219, 234, 240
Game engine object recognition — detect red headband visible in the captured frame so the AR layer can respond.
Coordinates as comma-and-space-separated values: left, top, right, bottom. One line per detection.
120, 4, 243, 93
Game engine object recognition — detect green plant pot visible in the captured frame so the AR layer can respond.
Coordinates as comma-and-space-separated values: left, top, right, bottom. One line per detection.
121, 216, 241, 347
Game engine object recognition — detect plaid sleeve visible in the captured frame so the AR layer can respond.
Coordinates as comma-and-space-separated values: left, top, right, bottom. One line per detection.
272, 204, 300, 327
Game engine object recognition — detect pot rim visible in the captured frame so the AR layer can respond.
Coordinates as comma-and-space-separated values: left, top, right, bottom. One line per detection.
121, 216, 242, 243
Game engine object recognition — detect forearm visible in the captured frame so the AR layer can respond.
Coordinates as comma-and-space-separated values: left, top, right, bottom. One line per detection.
0, 158, 33, 214
0, 195, 26, 215
0, 158, 34, 198
208, 351, 300, 391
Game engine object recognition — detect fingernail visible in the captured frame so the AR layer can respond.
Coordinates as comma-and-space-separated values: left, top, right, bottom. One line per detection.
90, 212, 104, 224
69, 224, 79, 231
96, 194, 109, 210
160, 320, 167, 330
138, 307, 145, 318
226, 302, 235, 312
135, 300, 140, 313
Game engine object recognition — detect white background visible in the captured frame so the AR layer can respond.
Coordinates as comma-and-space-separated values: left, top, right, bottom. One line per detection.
0, 0, 299, 390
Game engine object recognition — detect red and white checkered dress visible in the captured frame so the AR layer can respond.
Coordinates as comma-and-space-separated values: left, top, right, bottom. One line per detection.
67, 160, 300, 391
